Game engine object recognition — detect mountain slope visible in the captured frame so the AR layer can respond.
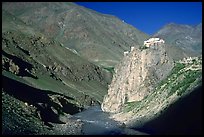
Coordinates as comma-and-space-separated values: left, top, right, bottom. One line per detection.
153, 23, 202, 60
101, 42, 202, 132
112, 56, 202, 129
2, 3, 148, 134
2, 9, 112, 134
2, 2, 149, 68
2, 9, 109, 103
2, 2, 202, 135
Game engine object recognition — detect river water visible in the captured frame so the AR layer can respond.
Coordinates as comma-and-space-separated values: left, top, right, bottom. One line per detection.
68, 85, 202, 135
70, 105, 125, 135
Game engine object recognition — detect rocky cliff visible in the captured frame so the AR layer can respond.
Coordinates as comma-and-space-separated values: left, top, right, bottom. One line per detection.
101, 44, 202, 130
101, 44, 174, 113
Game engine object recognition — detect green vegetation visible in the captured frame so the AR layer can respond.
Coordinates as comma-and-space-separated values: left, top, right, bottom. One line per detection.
2, 70, 31, 86
123, 101, 141, 112
103, 67, 115, 74
156, 62, 185, 91
170, 62, 185, 75
159, 63, 200, 97
139, 45, 148, 50
176, 70, 201, 96
123, 58, 202, 113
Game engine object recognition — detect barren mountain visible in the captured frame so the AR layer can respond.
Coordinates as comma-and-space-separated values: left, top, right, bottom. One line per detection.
2, 2, 149, 68
153, 23, 202, 60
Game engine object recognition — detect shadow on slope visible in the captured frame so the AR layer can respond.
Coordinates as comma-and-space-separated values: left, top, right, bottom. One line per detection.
2, 75, 82, 127
134, 85, 202, 135
2, 50, 37, 79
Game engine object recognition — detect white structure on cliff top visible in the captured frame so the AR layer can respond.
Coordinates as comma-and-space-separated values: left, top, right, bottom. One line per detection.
124, 46, 135, 56
124, 51, 129, 56
130, 46, 135, 52
144, 38, 165, 47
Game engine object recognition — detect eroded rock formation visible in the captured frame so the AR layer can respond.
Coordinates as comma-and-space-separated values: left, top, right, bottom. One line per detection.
101, 44, 174, 113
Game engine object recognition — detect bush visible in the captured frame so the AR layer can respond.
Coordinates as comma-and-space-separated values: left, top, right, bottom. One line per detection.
139, 45, 148, 50
124, 101, 141, 112
176, 70, 201, 96
170, 62, 185, 75
104, 67, 115, 74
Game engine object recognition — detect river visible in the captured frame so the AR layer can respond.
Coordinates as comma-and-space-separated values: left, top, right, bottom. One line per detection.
68, 85, 202, 135
70, 105, 125, 135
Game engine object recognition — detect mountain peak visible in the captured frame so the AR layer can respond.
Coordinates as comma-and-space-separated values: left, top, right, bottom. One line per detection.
2, 2, 149, 68
153, 22, 202, 60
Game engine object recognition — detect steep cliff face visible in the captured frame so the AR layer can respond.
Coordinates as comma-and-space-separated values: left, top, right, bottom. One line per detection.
101, 44, 174, 113
101, 45, 202, 129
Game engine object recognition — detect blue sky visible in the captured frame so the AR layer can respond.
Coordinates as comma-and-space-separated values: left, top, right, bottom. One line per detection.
75, 2, 202, 35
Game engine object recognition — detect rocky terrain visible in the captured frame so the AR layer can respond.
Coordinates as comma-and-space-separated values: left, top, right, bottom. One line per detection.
102, 45, 202, 134
2, 89, 84, 135
2, 2, 202, 135
102, 44, 174, 113
2, 2, 149, 135
2, 7, 109, 135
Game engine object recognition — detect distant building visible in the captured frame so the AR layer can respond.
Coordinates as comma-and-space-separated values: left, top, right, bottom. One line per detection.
144, 38, 165, 47
124, 51, 129, 56
179, 56, 195, 64
130, 46, 135, 52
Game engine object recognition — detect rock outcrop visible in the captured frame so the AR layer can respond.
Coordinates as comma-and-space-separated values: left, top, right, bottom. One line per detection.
2, 57, 20, 75
101, 44, 174, 113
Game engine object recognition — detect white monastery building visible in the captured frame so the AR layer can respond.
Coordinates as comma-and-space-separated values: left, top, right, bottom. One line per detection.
144, 38, 165, 47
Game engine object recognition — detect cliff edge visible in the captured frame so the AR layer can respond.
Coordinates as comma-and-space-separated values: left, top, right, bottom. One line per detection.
102, 43, 174, 113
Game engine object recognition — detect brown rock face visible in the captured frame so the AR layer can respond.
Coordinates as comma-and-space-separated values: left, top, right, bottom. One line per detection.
9, 60, 20, 75
2, 57, 20, 75
101, 44, 174, 113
